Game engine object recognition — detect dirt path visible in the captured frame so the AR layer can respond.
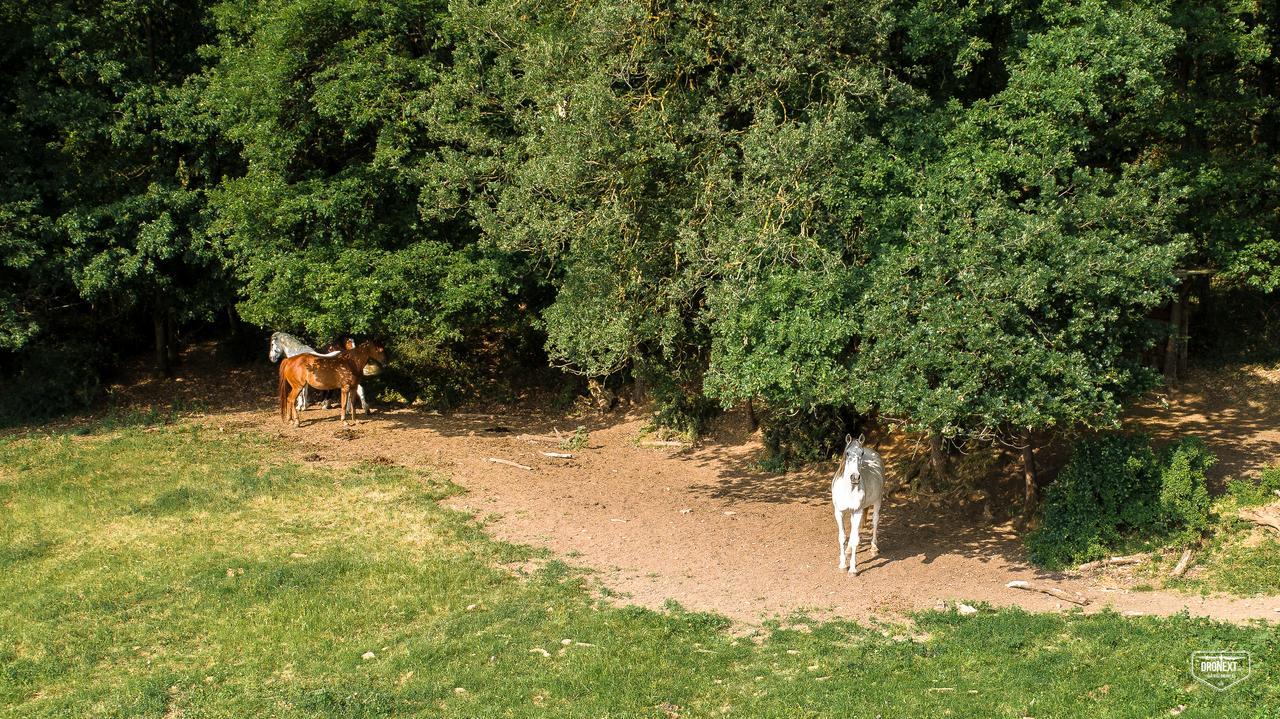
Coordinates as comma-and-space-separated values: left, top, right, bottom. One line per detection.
109, 356, 1280, 625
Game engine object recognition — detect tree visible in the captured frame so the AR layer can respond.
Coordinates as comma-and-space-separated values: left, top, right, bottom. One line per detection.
0, 0, 226, 377
203, 0, 529, 393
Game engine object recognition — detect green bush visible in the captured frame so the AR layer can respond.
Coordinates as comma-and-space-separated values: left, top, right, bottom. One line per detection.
1227, 466, 1280, 507
635, 358, 720, 439
1027, 434, 1215, 569
760, 405, 863, 473
1157, 437, 1215, 540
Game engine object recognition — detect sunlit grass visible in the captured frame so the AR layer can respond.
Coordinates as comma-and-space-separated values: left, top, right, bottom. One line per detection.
1, 423, 1278, 718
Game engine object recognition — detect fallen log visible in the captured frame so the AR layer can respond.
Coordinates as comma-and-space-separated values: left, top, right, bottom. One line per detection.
1077, 554, 1147, 572
639, 440, 684, 447
1239, 507, 1280, 534
486, 457, 532, 470
540, 451, 574, 459
1006, 580, 1090, 606
1170, 548, 1194, 578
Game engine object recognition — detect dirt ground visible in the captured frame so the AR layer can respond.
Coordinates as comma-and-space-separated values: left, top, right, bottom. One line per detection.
89, 350, 1280, 625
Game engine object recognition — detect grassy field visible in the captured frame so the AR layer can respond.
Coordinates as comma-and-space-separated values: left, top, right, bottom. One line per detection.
1, 420, 1278, 718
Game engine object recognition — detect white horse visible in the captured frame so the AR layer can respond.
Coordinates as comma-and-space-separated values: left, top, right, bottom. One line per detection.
268, 332, 346, 412
831, 433, 884, 575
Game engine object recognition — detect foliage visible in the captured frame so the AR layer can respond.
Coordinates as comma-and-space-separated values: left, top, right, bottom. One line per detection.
1028, 434, 1215, 568
760, 405, 863, 472
0, 0, 1277, 443
1157, 436, 1215, 540
202, 0, 529, 359
634, 357, 720, 439
560, 426, 589, 452
0, 0, 230, 347
1190, 285, 1280, 366
3, 422, 1280, 716
1226, 465, 1280, 507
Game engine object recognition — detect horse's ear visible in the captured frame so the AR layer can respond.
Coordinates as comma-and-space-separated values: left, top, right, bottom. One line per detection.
345, 338, 356, 350
857, 433, 865, 444
845, 433, 853, 445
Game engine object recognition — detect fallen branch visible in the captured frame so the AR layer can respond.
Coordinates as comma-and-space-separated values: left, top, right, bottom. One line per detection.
516, 434, 563, 444
1077, 554, 1147, 572
541, 451, 574, 459
640, 440, 684, 447
1006, 580, 1090, 606
1170, 548, 1194, 578
486, 457, 532, 470
1239, 507, 1280, 534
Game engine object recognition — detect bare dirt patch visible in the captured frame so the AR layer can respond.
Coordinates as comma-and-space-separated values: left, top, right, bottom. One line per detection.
98, 349, 1280, 625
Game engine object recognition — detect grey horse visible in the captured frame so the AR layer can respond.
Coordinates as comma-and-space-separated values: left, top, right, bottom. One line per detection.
268, 332, 339, 411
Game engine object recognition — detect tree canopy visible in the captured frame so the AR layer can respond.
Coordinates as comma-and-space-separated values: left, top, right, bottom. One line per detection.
1, 0, 1277, 456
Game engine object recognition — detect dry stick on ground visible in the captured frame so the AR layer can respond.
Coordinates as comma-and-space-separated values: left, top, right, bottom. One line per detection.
516, 434, 564, 444
540, 451, 574, 459
1239, 506, 1280, 534
640, 440, 684, 447
1076, 554, 1148, 572
1170, 548, 1195, 578
1006, 580, 1091, 606
486, 457, 532, 470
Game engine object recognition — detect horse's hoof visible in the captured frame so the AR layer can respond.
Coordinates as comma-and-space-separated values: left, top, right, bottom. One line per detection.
871, 544, 879, 555
848, 568, 858, 576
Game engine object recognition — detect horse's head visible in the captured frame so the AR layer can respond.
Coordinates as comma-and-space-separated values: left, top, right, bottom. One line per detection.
268, 333, 284, 362
359, 341, 388, 376
842, 433, 868, 480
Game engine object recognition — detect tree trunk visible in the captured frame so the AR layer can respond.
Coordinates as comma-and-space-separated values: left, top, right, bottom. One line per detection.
1019, 435, 1038, 526
165, 309, 179, 366
153, 308, 170, 377
1164, 279, 1191, 386
745, 398, 758, 431
225, 303, 240, 341
1163, 286, 1183, 386
1177, 282, 1191, 376
928, 430, 949, 485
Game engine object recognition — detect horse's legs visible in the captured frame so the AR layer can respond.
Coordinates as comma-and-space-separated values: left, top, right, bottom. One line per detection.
870, 501, 881, 555
848, 507, 864, 575
339, 387, 349, 424
355, 384, 367, 413
287, 384, 304, 427
834, 507, 847, 570
300, 385, 309, 410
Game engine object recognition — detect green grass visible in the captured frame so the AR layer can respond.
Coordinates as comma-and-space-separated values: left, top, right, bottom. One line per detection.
2, 423, 1280, 718
1153, 473, 1280, 597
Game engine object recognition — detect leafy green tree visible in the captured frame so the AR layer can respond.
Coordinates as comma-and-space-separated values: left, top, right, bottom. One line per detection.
204, 0, 528, 394
0, 0, 227, 378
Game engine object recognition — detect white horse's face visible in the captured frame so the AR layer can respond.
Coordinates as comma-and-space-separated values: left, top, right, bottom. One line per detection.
269, 336, 284, 362
843, 435, 867, 479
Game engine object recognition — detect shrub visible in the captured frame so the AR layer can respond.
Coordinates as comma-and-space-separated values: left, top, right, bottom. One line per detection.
760, 405, 863, 473
1157, 437, 1215, 540
1028, 434, 1215, 569
1227, 465, 1280, 507
634, 358, 720, 439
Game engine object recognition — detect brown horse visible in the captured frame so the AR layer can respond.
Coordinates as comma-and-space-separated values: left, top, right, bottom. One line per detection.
277, 340, 387, 426
312, 338, 356, 410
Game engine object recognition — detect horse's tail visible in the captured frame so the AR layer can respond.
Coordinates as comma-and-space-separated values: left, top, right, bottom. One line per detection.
278, 364, 289, 420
